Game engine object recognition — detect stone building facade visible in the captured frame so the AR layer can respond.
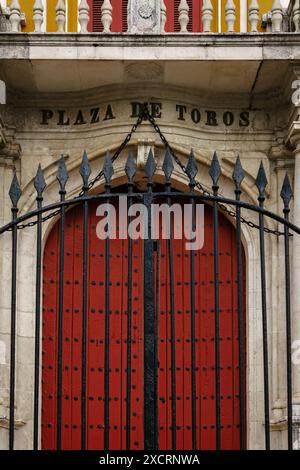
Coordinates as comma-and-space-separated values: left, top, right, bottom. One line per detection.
0, 0, 300, 451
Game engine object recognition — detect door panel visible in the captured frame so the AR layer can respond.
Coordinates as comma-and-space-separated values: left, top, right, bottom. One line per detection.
42, 199, 245, 449
155, 205, 244, 449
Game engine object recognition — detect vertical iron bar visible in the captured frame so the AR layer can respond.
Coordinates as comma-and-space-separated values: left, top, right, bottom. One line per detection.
56, 188, 66, 450
258, 207, 270, 450
9, 207, 18, 450
166, 185, 177, 450
235, 193, 246, 450
190, 195, 197, 450
186, 150, 199, 450
143, 189, 157, 450
256, 164, 270, 450
280, 174, 293, 450
104, 186, 111, 450
81, 195, 89, 450
126, 182, 133, 450
154, 239, 160, 448
33, 194, 43, 450
212, 193, 221, 450
283, 211, 293, 450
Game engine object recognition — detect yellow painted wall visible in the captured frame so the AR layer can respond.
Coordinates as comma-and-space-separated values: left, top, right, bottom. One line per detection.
248, 0, 274, 32
7, 0, 78, 32
68, 0, 78, 32
7, 0, 35, 32
8, 1, 280, 33
211, 1, 273, 32
47, 0, 58, 32
47, 0, 78, 32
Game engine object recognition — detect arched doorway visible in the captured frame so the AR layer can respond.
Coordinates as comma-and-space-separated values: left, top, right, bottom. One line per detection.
42, 194, 246, 450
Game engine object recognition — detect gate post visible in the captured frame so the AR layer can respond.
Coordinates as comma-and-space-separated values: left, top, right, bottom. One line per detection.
143, 191, 158, 450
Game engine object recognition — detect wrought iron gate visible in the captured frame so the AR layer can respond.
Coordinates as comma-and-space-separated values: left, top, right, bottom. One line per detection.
1, 108, 300, 451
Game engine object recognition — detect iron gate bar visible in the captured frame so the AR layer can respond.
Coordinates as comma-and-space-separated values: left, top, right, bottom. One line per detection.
281, 175, 293, 450
56, 156, 68, 450
256, 162, 270, 450
8, 173, 21, 450
190, 198, 197, 450
79, 152, 91, 450
2, 192, 300, 237
125, 152, 136, 450
187, 161, 197, 451
33, 165, 46, 450
143, 151, 158, 450
103, 153, 114, 450
209, 152, 222, 450
233, 156, 246, 450
154, 239, 161, 451
165, 157, 177, 451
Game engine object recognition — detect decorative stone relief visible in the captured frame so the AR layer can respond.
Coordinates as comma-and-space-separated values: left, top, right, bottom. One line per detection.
127, 0, 161, 34
125, 62, 164, 81
293, 418, 300, 450
0, 6, 11, 32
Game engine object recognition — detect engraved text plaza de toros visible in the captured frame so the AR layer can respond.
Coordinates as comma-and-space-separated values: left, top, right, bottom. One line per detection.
40, 101, 251, 128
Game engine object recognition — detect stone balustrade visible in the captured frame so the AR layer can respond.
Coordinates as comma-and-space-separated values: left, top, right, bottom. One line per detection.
2, 0, 298, 34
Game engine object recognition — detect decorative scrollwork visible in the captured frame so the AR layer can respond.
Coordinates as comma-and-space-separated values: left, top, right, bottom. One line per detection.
138, 2, 153, 20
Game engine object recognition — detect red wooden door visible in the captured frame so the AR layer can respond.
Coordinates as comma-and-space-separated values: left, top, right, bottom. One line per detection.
165, 0, 203, 32
42, 199, 245, 449
156, 205, 245, 450
87, 0, 128, 32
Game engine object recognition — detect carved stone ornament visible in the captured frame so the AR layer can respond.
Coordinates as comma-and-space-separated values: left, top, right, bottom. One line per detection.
127, 0, 161, 34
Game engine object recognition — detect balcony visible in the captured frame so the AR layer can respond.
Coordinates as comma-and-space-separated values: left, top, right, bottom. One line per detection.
0, 1, 299, 102
0, 1, 297, 34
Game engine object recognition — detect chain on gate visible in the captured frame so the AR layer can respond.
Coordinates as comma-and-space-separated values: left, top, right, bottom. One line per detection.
14, 104, 283, 236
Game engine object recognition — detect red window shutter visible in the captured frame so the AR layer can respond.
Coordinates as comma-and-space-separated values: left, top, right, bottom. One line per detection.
165, 0, 203, 32
87, 0, 103, 32
87, 0, 128, 32
87, 1, 202, 33
111, 0, 128, 32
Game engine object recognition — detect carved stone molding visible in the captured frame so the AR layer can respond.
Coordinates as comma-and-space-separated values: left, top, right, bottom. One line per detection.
125, 62, 164, 82
0, 140, 21, 168
136, 138, 156, 169
127, 0, 161, 34
269, 143, 293, 161
0, 415, 26, 430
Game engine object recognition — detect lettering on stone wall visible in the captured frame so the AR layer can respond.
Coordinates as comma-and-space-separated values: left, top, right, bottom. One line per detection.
40, 101, 251, 129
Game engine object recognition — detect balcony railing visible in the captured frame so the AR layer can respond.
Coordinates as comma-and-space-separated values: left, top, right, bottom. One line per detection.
0, 0, 298, 34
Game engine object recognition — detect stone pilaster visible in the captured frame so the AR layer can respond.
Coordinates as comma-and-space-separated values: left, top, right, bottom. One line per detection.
287, 121, 300, 448
0, 120, 21, 446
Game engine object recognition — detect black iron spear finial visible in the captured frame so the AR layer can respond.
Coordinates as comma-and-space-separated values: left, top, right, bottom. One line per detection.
125, 151, 136, 184
103, 151, 114, 185
255, 161, 268, 202
79, 150, 91, 191
280, 173, 293, 211
186, 149, 198, 188
232, 154, 245, 192
9, 172, 22, 209
145, 148, 156, 183
34, 164, 46, 198
209, 151, 221, 195
57, 155, 69, 194
162, 147, 174, 183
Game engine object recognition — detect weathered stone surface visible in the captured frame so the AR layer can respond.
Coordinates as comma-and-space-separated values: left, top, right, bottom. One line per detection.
127, 0, 161, 34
